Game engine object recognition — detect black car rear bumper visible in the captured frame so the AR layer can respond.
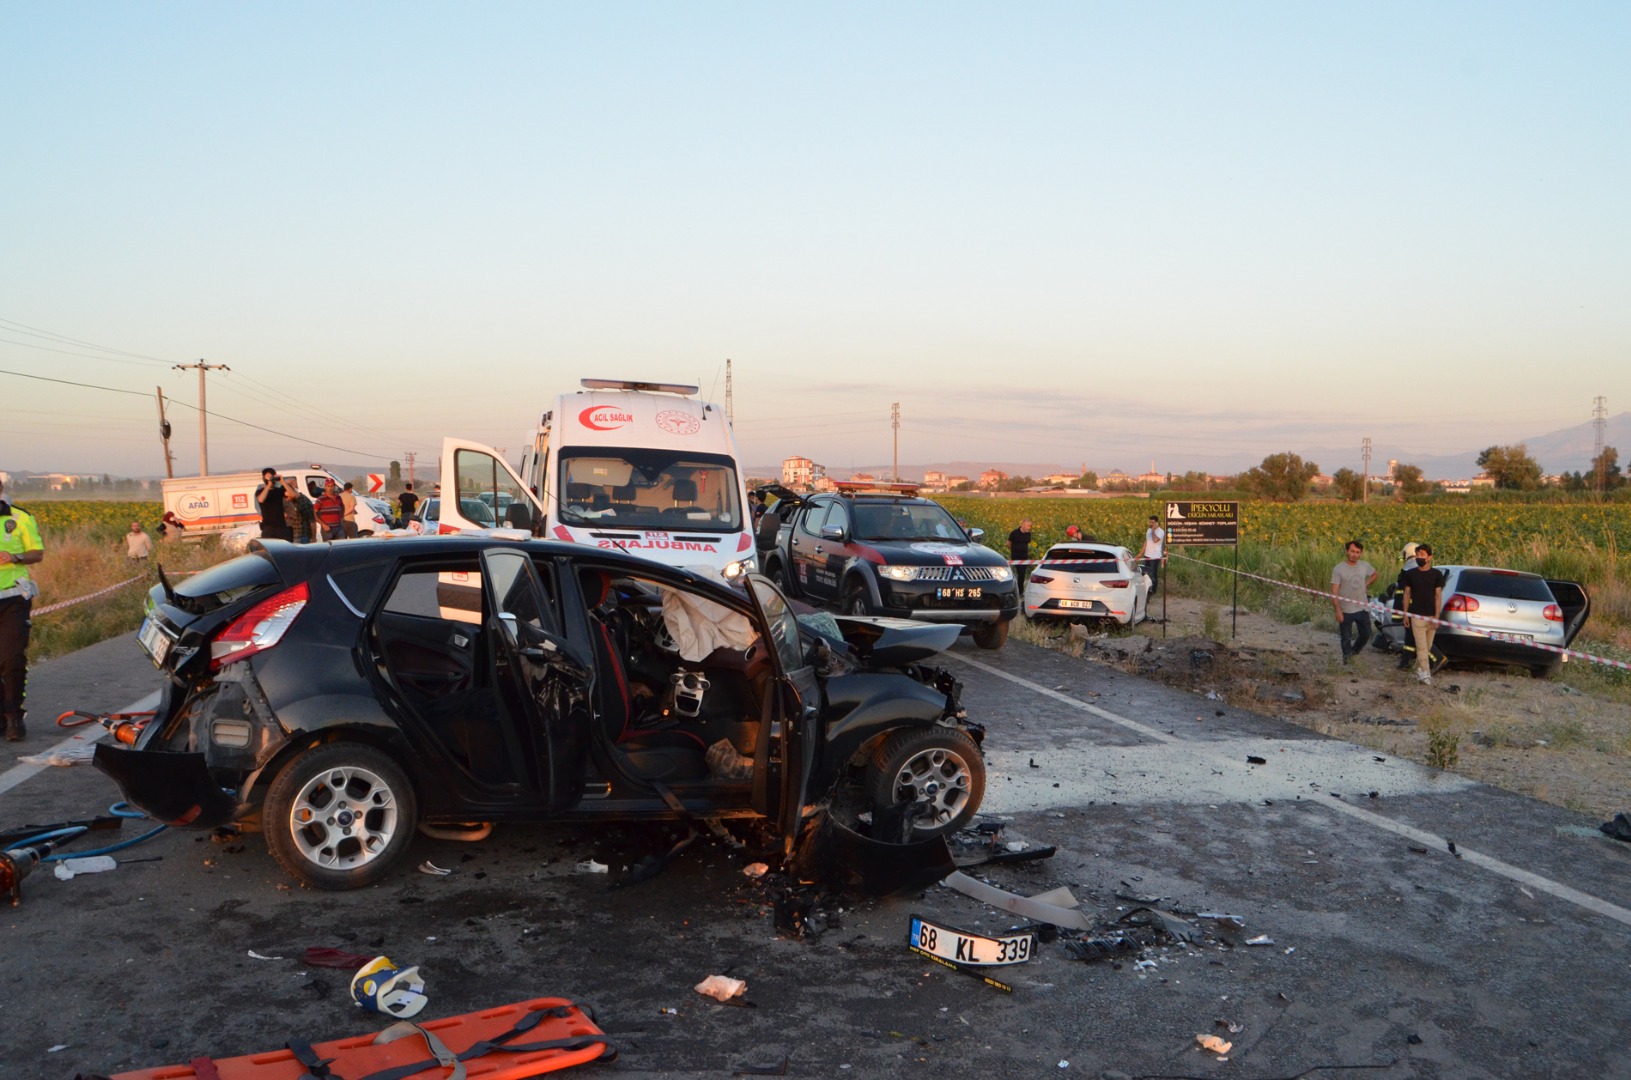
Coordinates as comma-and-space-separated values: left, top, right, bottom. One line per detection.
93, 744, 242, 829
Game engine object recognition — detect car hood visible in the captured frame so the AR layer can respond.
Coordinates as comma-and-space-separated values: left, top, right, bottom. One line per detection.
831, 616, 962, 666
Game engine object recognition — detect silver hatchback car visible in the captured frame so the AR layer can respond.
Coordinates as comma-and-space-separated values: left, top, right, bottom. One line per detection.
1378, 565, 1589, 677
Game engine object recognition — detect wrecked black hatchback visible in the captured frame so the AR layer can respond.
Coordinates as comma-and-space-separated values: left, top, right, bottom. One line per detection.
96, 537, 985, 890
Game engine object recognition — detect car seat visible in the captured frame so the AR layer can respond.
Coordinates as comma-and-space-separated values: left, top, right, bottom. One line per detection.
583, 572, 707, 782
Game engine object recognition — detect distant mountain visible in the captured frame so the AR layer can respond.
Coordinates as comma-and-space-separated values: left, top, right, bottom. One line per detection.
1300, 413, 1631, 480
745, 461, 1075, 482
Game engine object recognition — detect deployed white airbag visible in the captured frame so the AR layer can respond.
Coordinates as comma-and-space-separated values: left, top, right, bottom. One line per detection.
660, 587, 757, 661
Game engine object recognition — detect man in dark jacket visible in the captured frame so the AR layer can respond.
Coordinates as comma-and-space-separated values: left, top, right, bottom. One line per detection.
1400, 544, 1446, 685
1008, 519, 1033, 589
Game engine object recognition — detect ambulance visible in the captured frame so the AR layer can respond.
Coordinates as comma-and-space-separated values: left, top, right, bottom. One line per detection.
436, 379, 756, 579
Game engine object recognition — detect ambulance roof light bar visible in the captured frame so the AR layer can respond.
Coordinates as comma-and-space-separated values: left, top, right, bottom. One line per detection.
580, 378, 699, 396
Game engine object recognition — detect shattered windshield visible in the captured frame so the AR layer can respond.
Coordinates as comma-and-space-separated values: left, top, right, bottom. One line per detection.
558, 449, 742, 532
851, 502, 967, 542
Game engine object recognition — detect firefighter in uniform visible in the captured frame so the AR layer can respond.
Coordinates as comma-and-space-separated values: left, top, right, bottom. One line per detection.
0, 476, 45, 741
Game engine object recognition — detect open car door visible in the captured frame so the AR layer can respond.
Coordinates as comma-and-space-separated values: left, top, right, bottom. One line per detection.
438, 437, 547, 534
1546, 579, 1591, 645
480, 549, 591, 811
743, 573, 820, 855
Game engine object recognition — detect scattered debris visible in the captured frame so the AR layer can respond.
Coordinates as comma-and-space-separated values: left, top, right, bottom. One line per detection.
1196, 1034, 1232, 1055
742, 862, 770, 878
1599, 813, 1631, 843
1246, 755, 1267, 765
1244, 935, 1274, 946
247, 949, 285, 961
52, 855, 118, 880
351, 956, 428, 1018
695, 974, 748, 1002
942, 871, 1093, 932
417, 860, 453, 876
576, 859, 609, 874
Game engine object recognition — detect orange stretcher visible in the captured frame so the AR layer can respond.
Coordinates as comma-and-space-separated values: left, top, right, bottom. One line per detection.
103, 998, 613, 1080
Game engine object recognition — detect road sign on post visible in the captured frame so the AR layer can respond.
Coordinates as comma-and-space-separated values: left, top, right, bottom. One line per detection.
1164, 501, 1239, 546
1165, 501, 1242, 638
367, 473, 385, 494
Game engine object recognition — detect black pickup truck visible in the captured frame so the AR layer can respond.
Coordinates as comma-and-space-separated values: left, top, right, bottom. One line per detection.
755, 483, 1019, 649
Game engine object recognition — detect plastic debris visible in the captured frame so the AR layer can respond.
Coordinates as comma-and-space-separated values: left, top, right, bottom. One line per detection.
417, 860, 453, 876
51, 855, 118, 880
695, 975, 747, 1002
1599, 813, 1631, 843
351, 956, 428, 1018
48, 1045, 69, 1053
1196, 1034, 1232, 1055
742, 862, 769, 878
576, 859, 609, 874
247, 949, 285, 961
659, 1007, 679, 1016
1244, 934, 1274, 946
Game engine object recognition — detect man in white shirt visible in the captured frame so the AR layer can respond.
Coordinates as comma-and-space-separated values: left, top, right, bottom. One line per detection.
1139, 515, 1166, 597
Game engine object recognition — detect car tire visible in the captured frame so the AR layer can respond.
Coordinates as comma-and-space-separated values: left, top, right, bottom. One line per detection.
842, 581, 873, 617
868, 728, 985, 838
971, 619, 1009, 650
767, 559, 793, 595
264, 742, 418, 890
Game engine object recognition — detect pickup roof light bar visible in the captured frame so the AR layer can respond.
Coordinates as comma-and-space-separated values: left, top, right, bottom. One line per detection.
580, 378, 699, 396
833, 480, 921, 496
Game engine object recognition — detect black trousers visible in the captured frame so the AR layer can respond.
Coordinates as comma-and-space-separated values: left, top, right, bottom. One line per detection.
0, 595, 32, 718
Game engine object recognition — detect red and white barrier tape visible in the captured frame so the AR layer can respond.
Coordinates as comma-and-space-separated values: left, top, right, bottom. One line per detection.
30, 575, 146, 616
1166, 551, 1630, 673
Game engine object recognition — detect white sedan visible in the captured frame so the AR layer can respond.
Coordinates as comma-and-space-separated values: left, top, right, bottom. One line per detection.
1023, 543, 1150, 626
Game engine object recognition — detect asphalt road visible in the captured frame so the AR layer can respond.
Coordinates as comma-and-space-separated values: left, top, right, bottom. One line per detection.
3, 632, 1629, 1080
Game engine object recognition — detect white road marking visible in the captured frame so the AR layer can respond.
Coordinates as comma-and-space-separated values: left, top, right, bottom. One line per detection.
951, 651, 1631, 929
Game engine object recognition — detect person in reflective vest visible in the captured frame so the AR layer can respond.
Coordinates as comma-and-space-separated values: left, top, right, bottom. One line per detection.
0, 476, 44, 741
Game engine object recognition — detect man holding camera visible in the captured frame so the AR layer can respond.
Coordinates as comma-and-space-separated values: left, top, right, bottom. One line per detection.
256, 467, 292, 541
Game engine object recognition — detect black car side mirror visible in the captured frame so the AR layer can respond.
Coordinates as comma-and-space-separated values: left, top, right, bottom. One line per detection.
820, 524, 845, 542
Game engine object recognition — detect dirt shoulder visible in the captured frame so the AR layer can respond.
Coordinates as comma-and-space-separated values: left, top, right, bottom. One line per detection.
1015, 597, 1631, 822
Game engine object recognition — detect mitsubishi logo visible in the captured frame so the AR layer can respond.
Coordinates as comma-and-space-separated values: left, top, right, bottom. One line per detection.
951, 566, 966, 582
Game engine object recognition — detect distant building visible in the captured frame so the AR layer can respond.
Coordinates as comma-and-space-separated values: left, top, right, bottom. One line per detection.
979, 469, 1007, 489
945, 475, 970, 490
849, 472, 876, 482
1097, 469, 1130, 490
922, 470, 946, 490
1042, 473, 1077, 485
782, 456, 823, 488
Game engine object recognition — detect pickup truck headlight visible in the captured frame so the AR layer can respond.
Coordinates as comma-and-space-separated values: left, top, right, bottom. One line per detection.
987, 566, 1014, 582
879, 565, 920, 581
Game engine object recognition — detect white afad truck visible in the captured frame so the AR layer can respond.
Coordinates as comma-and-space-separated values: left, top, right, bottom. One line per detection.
161, 466, 343, 536
436, 379, 756, 579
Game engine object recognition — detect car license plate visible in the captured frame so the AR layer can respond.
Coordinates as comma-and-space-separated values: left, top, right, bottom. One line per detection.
908, 915, 1034, 967
1058, 599, 1095, 610
138, 616, 171, 668
935, 587, 981, 600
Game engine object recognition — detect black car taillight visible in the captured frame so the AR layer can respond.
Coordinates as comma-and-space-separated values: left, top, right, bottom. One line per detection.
210, 582, 309, 670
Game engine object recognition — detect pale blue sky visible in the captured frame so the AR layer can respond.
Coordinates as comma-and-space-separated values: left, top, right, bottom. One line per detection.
3, 3, 1626, 477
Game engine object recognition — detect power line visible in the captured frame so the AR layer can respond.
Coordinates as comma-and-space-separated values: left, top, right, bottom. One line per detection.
0, 366, 383, 458
0, 317, 177, 366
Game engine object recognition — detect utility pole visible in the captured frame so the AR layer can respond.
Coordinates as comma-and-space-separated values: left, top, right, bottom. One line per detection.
1361, 437, 1372, 503
891, 403, 901, 482
1592, 396, 1608, 495
405, 451, 417, 487
724, 359, 734, 424
173, 361, 230, 475
155, 386, 175, 479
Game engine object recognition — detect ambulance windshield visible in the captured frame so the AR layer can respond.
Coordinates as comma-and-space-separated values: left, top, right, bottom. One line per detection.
558, 449, 742, 532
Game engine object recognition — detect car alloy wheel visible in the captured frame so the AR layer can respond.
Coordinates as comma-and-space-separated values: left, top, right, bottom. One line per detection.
868, 728, 985, 838
265, 742, 418, 890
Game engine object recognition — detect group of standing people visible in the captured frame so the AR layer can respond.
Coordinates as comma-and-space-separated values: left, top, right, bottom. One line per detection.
1330, 539, 1445, 684
256, 469, 376, 543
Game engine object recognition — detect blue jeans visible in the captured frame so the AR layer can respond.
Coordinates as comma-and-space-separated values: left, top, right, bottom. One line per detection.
1339, 610, 1372, 657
